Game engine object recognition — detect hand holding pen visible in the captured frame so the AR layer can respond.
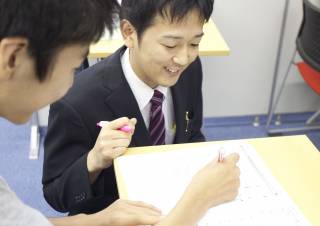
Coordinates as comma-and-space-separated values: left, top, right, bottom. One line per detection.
188, 153, 240, 210
87, 117, 136, 183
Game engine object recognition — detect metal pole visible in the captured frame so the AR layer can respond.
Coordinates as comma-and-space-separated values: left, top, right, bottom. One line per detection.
266, 0, 291, 128
266, 50, 297, 128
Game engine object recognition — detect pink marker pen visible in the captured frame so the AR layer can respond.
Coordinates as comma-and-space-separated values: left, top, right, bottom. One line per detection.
96, 121, 133, 133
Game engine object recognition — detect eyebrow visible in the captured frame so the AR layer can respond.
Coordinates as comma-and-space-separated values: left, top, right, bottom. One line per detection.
162, 32, 204, 40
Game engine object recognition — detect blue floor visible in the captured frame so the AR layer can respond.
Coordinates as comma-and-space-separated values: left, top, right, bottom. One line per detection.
0, 113, 319, 217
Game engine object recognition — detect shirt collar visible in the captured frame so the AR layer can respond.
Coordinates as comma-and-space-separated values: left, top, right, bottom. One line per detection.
121, 48, 168, 110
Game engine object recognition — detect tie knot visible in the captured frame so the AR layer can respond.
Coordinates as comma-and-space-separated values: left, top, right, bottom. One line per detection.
151, 90, 164, 106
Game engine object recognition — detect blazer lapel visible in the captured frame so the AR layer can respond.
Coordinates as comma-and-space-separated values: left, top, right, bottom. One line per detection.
105, 84, 152, 147
102, 48, 152, 147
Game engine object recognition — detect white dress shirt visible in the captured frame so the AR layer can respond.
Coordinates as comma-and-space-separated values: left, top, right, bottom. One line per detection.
121, 49, 176, 144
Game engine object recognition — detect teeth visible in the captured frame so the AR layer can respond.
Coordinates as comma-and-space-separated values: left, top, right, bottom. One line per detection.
166, 67, 180, 73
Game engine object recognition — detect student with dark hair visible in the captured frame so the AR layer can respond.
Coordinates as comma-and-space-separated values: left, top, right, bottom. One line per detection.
0, 0, 240, 225
0, 0, 159, 225
43, 0, 240, 219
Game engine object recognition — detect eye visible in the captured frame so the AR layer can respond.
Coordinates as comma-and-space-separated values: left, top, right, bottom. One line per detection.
163, 44, 176, 49
191, 43, 200, 47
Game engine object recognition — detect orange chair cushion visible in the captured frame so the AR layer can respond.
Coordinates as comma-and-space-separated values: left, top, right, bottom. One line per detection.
296, 62, 320, 95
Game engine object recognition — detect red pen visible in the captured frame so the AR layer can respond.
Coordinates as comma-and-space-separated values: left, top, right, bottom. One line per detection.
218, 148, 225, 163
96, 121, 133, 133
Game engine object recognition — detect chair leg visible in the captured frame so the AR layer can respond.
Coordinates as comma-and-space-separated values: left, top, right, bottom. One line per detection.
266, 50, 297, 129
29, 112, 40, 159
306, 110, 320, 125
267, 125, 320, 135
268, 109, 320, 135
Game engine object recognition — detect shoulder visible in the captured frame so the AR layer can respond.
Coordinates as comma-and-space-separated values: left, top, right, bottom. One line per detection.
63, 47, 127, 104
0, 178, 52, 226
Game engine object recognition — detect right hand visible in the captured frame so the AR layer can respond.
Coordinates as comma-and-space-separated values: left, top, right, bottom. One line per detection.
92, 199, 162, 226
187, 153, 240, 210
87, 117, 137, 173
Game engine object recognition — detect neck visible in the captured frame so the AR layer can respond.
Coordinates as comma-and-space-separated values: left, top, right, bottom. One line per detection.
128, 49, 157, 89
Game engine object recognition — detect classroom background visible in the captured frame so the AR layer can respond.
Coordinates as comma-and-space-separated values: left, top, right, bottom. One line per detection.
0, 0, 319, 218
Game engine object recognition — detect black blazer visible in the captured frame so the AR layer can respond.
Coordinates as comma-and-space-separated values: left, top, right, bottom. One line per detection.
42, 46, 205, 215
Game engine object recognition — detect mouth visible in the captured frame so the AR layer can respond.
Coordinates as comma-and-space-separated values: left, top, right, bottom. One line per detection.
164, 66, 182, 76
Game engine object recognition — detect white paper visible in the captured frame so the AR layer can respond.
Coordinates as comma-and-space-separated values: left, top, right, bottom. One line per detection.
115, 142, 311, 226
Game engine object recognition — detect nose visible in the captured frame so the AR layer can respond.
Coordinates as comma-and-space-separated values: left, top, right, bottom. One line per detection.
173, 46, 189, 66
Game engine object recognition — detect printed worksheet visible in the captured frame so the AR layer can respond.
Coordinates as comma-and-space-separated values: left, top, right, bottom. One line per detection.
115, 142, 311, 226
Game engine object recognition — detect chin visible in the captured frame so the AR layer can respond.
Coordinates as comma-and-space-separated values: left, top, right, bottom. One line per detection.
162, 77, 181, 87
9, 113, 32, 125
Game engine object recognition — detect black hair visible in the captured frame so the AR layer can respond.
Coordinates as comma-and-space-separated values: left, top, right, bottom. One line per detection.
0, 0, 120, 81
120, 0, 214, 40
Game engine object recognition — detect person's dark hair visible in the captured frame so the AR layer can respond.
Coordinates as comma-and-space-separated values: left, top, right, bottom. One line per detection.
120, 0, 214, 40
0, 0, 120, 81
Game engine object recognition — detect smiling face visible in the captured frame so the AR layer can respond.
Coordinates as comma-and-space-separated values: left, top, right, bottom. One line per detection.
122, 9, 204, 88
0, 38, 88, 124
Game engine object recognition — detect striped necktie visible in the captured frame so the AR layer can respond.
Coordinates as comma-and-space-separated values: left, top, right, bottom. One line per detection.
149, 90, 165, 145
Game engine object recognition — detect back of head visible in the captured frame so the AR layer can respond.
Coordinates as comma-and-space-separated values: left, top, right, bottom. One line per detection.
120, 0, 214, 40
0, 0, 120, 81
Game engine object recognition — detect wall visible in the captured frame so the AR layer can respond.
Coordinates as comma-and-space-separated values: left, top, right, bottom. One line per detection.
202, 0, 320, 117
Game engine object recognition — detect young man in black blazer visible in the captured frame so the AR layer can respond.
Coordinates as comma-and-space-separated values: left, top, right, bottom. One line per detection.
43, 0, 240, 217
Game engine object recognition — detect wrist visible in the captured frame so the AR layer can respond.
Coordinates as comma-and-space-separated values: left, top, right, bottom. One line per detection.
183, 182, 211, 213
87, 150, 102, 173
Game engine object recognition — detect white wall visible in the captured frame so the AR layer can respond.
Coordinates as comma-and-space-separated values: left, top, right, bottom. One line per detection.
202, 0, 320, 117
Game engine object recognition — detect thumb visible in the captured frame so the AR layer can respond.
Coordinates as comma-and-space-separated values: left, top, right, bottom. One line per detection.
135, 214, 162, 225
129, 118, 137, 126
223, 153, 240, 164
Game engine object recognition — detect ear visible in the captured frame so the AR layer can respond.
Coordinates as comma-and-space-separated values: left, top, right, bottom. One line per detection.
0, 37, 28, 80
120, 19, 137, 49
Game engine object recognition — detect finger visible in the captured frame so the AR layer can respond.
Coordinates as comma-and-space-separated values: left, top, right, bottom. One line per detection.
101, 145, 129, 157
107, 117, 131, 130
135, 214, 162, 225
99, 138, 129, 150
110, 138, 131, 148
223, 153, 240, 164
202, 155, 219, 169
125, 118, 137, 134
131, 205, 162, 217
112, 147, 127, 156
100, 130, 131, 140
124, 200, 162, 213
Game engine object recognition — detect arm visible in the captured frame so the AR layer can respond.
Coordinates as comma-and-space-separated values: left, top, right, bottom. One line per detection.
50, 154, 239, 226
43, 100, 136, 213
49, 199, 162, 226
43, 100, 97, 212
156, 153, 240, 226
87, 117, 137, 183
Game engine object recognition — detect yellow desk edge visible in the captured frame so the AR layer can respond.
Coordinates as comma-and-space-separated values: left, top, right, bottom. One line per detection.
114, 135, 320, 226
89, 19, 230, 58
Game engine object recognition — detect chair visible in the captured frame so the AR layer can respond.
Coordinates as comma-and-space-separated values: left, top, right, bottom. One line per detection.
266, 0, 320, 135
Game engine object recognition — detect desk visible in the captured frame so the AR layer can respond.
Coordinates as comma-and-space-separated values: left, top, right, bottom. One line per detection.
89, 19, 230, 58
116, 135, 320, 226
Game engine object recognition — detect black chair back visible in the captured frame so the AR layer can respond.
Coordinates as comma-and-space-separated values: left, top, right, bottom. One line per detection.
296, 0, 320, 72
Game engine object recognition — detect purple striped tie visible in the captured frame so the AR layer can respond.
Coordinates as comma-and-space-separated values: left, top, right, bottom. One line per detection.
149, 90, 165, 145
